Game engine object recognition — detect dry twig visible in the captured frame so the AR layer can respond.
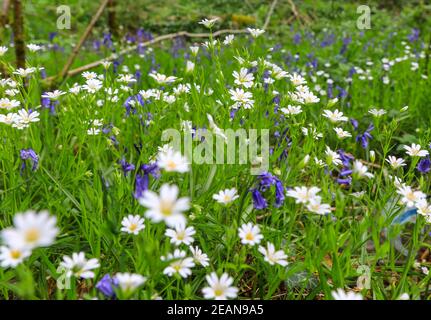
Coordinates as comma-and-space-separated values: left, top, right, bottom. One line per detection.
59, 0, 110, 80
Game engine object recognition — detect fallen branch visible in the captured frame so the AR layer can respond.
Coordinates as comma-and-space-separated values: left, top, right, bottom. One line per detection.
45, 28, 249, 84
59, 0, 110, 80
263, 0, 278, 30
286, 0, 311, 26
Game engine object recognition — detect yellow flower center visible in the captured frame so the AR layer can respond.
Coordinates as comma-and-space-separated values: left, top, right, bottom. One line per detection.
160, 201, 173, 216
129, 223, 137, 232
177, 231, 185, 240
25, 228, 40, 243
214, 288, 224, 296
245, 232, 254, 241
10, 250, 22, 259
166, 160, 177, 170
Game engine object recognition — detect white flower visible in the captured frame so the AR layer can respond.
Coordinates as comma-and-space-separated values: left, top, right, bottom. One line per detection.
229, 88, 254, 109
165, 223, 195, 246
212, 188, 239, 205
396, 185, 426, 207
190, 46, 199, 56
12, 109, 40, 129
322, 109, 348, 123
121, 215, 145, 235
238, 223, 263, 246
69, 84, 82, 95
386, 156, 406, 169
415, 199, 431, 216
331, 288, 363, 300
280, 105, 302, 116
325, 146, 342, 166
0, 246, 31, 268
60, 252, 100, 279
115, 272, 147, 292
198, 18, 219, 28
368, 108, 387, 117
82, 71, 98, 80
42, 90, 66, 100
352, 160, 374, 179
101, 61, 112, 69
163, 249, 195, 278
0, 46, 8, 56
398, 293, 410, 300
286, 186, 321, 204
333, 127, 352, 139
189, 246, 210, 267
258, 242, 288, 266
223, 35, 235, 45
0, 113, 19, 125
306, 197, 331, 215
289, 73, 306, 86
247, 28, 265, 38
302, 126, 323, 140
27, 44, 43, 52
157, 149, 189, 173
269, 65, 289, 80
82, 79, 103, 93
0, 98, 20, 110
202, 272, 238, 300
186, 60, 195, 73
1, 210, 58, 250
404, 143, 429, 157
233, 68, 254, 88
13, 67, 36, 77
118, 74, 137, 83
301, 89, 320, 104
149, 72, 177, 84
139, 184, 190, 227
87, 128, 101, 135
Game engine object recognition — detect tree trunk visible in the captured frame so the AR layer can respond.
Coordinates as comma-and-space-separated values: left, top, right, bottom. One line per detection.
1, 0, 11, 28
12, 0, 25, 69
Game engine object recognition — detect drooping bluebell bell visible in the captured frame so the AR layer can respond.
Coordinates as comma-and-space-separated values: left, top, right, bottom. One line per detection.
407, 28, 420, 43
340, 36, 351, 55
20, 149, 39, 173
41, 94, 59, 115
293, 33, 301, 45
119, 158, 135, 176
351, 119, 373, 149
251, 172, 285, 209
96, 274, 118, 298
133, 163, 159, 199
251, 188, 267, 210
417, 157, 431, 174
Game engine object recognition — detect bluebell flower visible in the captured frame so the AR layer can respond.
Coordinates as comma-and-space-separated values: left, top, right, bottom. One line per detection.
96, 274, 118, 298
20, 149, 39, 173
351, 121, 373, 149
417, 157, 431, 174
251, 189, 267, 210
407, 28, 420, 43
251, 172, 286, 209
119, 158, 135, 176
133, 163, 159, 199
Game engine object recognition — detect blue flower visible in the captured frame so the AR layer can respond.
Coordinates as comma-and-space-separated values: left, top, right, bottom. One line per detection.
96, 274, 118, 298
417, 157, 431, 174
119, 158, 135, 176
251, 188, 267, 210
20, 149, 39, 173
133, 163, 159, 199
